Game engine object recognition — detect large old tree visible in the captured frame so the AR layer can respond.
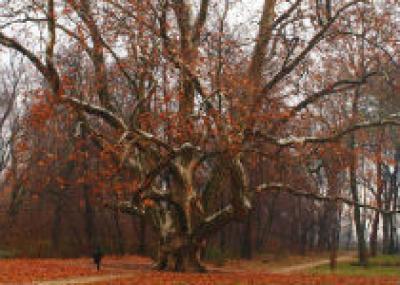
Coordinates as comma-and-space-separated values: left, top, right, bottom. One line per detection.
0, 0, 399, 271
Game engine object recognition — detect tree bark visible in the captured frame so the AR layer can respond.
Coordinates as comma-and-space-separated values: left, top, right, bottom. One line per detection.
350, 90, 368, 266
350, 145, 368, 266
83, 183, 96, 250
113, 207, 125, 255
370, 135, 382, 257
241, 213, 253, 259
51, 198, 62, 252
137, 216, 147, 255
155, 234, 205, 272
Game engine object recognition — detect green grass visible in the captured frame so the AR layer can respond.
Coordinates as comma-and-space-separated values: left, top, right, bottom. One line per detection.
310, 255, 400, 277
368, 254, 400, 266
0, 249, 16, 258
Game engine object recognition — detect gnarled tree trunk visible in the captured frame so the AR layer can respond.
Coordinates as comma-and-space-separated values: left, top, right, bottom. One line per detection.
119, 150, 252, 272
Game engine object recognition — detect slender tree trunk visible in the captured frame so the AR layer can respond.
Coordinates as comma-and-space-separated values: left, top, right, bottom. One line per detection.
241, 213, 253, 259
370, 137, 382, 257
350, 154, 368, 266
83, 184, 96, 249
389, 151, 399, 253
383, 212, 390, 254
113, 207, 125, 255
350, 90, 368, 266
137, 216, 147, 255
328, 198, 339, 269
346, 211, 353, 250
389, 215, 396, 253
256, 193, 277, 251
51, 199, 62, 252
325, 164, 340, 270
219, 194, 226, 252
318, 210, 329, 250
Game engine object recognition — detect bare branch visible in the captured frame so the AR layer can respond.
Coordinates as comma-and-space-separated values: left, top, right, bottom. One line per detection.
105, 201, 145, 216
248, 115, 400, 147
271, 0, 303, 31
192, 0, 210, 46
172, 0, 193, 51
260, 1, 365, 96
256, 183, 400, 214
45, 0, 56, 68
277, 71, 379, 126
72, 0, 113, 111
0, 74, 19, 130
248, 0, 277, 85
63, 96, 127, 131
0, 31, 61, 95
0, 32, 48, 81
192, 205, 234, 242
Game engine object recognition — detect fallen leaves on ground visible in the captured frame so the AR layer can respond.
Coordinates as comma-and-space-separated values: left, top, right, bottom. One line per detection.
0, 255, 149, 283
0, 256, 398, 285
0, 258, 99, 283
95, 272, 399, 285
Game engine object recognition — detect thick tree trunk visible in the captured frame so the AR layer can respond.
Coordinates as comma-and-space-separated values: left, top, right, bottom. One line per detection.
154, 233, 205, 272
121, 152, 250, 272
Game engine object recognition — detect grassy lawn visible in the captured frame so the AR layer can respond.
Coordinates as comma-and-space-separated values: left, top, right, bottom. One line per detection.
311, 255, 400, 277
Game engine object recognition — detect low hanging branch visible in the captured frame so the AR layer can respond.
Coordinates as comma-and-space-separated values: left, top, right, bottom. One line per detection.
257, 183, 400, 215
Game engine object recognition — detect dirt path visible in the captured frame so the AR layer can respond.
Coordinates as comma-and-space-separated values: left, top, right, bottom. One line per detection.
270, 255, 355, 274
33, 273, 135, 285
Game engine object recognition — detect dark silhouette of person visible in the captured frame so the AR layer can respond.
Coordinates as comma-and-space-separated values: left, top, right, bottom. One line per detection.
92, 246, 104, 271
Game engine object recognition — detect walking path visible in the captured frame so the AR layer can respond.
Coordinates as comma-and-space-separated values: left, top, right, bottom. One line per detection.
270, 254, 355, 274
34, 273, 134, 285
